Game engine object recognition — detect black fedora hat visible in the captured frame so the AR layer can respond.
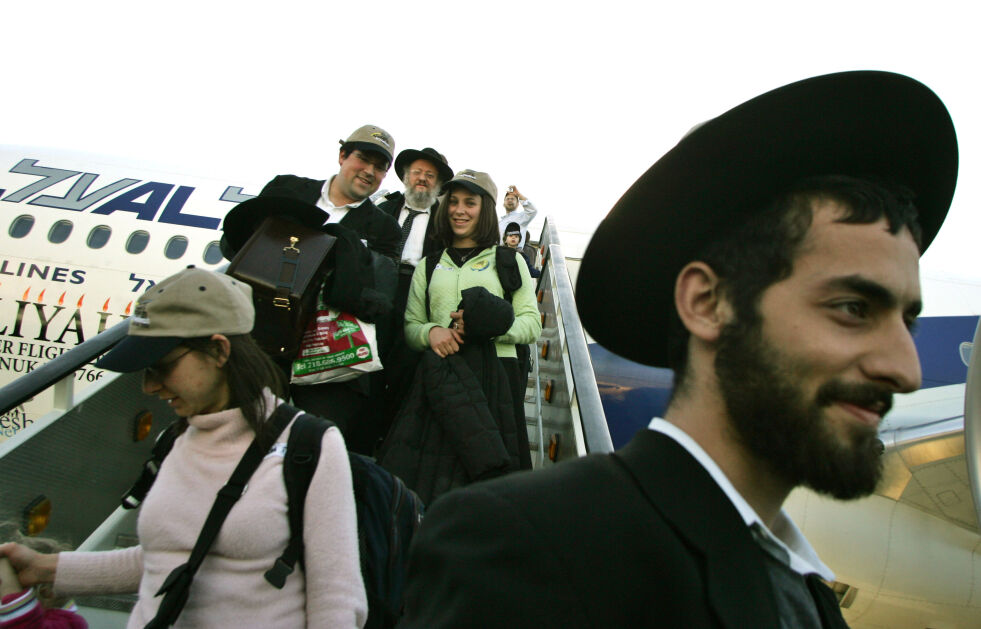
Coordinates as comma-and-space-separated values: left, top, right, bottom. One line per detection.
575, 70, 958, 368
221, 195, 328, 258
394, 147, 453, 183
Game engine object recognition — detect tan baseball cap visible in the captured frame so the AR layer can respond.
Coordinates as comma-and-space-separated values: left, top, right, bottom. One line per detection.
339, 124, 396, 164
442, 169, 498, 203
96, 267, 254, 372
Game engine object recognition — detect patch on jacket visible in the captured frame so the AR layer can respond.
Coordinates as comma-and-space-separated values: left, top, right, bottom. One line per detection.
471, 260, 491, 271
264, 442, 287, 460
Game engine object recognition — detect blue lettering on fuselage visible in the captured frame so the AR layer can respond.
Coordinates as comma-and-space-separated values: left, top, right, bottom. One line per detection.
158, 186, 220, 229
2, 158, 248, 231
91, 181, 171, 220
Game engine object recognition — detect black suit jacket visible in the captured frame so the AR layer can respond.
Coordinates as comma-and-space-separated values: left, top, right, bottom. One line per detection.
398, 429, 849, 628
376, 191, 442, 259
260, 174, 400, 259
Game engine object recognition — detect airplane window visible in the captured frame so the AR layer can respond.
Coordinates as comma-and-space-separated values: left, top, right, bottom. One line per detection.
164, 235, 188, 260
126, 230, 150, 254
203, 241, 223, 265
48, 220, 73, 244
87, 225, 112, 249
9, 215, 35, 238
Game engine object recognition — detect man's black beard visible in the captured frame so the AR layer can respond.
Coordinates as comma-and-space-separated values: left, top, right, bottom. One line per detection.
714, 316, 891, 500
405, 186, 438, 209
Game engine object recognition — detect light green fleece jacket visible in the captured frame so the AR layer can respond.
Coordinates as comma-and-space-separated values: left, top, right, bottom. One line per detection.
404, 247, 542, 358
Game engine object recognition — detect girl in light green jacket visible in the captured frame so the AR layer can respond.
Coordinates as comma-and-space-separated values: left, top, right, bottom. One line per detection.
404, 169, 542, 469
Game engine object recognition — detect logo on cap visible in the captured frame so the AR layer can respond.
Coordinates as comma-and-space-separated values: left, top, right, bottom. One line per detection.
371, 131, 393, 148
132, 303, 151, 327
461, 172, 477, 180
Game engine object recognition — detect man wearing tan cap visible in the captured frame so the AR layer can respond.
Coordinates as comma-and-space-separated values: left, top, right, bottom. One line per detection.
258, 124, 401, 258
251, 125, 401, 453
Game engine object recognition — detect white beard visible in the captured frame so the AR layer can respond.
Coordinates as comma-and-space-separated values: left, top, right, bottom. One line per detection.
405, 186, 439, 209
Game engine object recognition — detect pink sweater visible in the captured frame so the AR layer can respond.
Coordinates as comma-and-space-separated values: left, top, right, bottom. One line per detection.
54, 393, 367, 628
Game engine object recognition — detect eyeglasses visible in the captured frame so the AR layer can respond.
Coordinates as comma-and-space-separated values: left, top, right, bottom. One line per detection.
145, 348, 192, 380
408, 169, 438, 182
352, 150, 390, 172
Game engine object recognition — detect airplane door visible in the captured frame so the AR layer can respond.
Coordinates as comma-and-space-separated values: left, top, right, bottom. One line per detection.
961, 318, 981, 529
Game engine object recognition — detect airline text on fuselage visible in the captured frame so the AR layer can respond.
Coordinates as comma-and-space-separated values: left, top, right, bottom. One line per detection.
1, 158, 254, 229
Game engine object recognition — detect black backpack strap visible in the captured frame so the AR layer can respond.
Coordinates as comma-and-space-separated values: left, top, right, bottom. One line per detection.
265, 403, 332, 588
145, 405, 296, 629
122, 421, 180, 510
423, 248, 444, 321
494, 246, 521, 303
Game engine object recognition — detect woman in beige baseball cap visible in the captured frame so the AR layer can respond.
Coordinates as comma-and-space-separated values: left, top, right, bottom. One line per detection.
0, 267, 367, 628
379, 170, 542, 501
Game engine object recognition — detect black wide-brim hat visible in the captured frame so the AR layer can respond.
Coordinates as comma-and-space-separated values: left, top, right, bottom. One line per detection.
575, 70, 958, 368
394, 147, 454, 183
221, 195, 328, 258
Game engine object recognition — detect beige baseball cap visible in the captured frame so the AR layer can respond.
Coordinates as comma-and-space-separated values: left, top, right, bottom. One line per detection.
96, 267, 254, 372
442, 169, 498, 204
339, 124, 396, 163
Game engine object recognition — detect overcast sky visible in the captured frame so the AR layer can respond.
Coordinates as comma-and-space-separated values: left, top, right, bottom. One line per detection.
3, 0, 977, 273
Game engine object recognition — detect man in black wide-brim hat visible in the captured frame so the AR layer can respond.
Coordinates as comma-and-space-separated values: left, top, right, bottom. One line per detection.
397, 71, 958, 628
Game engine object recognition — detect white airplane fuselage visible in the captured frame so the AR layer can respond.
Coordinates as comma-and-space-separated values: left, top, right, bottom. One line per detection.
0, 146, 262, 440
2, 146, 980, 628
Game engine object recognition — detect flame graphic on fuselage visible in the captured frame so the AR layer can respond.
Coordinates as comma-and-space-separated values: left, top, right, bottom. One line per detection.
102, 298, 111, 312
58, 292, 66, 306
125, 301, 132, 316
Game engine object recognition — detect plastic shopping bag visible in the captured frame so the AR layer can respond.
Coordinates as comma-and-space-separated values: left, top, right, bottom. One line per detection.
291, 298, 382, 384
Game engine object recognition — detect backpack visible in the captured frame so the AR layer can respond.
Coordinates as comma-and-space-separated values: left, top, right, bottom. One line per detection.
123, 403, 424, 629
423, 246, 522, 320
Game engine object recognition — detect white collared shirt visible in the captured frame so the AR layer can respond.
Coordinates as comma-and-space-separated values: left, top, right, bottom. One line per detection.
397, 202, 431, 266
648, 418, 835, 581
318, 176, 370, 223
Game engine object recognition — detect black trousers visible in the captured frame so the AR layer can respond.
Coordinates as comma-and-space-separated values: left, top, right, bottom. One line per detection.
290, 371, 387, 456
499, 357, 532, 470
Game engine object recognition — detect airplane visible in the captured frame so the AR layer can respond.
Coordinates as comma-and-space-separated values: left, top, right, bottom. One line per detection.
1, 146, 980, 628
0, 146, 262, 442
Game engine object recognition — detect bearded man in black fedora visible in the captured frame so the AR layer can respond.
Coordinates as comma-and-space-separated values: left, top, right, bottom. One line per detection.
397, 71, 958, 628
374, 147, 454, 437
375, 147, 454, 310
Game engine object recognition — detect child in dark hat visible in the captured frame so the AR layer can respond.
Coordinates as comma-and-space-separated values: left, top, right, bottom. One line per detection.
503, 222, 540, 279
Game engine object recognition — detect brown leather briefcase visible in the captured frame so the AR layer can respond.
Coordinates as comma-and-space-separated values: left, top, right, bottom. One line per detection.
227, 216, 336, 359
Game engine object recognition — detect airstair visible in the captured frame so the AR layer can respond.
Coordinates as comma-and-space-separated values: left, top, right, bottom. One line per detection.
0, 217, 610, 625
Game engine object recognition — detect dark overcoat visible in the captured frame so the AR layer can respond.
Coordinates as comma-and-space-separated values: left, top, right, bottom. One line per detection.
260, 174, 400, 259
398, 429, 850, 629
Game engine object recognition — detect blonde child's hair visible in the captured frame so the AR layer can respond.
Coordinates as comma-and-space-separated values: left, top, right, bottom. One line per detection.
0, 521, 72, 608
